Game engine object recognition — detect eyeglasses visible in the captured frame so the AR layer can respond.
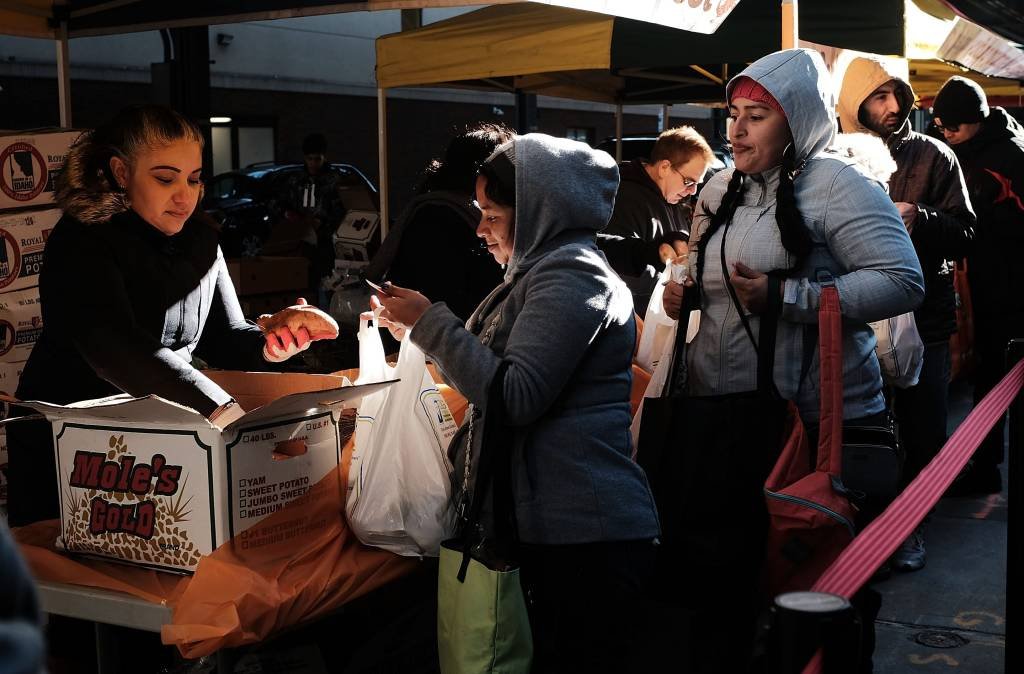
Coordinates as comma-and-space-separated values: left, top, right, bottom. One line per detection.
934, 122, 960, 133
672, 166, 700, 189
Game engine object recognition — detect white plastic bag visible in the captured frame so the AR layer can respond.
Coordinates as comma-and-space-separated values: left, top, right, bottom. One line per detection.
870, 312, 924, 389
346, 317, 459, 556
635, 263, 679, 374
630, 308, 700, 454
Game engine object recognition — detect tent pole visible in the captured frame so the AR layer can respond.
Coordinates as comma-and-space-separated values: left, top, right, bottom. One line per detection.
377, 87, 389, 237
615, 104, 623, 163
781, 0, 798, 49
661, 104, 671, 131
56, 20, 72, 127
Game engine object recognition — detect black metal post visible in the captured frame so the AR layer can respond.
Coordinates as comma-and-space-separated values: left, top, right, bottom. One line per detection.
515, 91, 538, 134
1005, 338, 1024, 673
766, 591, 861, 674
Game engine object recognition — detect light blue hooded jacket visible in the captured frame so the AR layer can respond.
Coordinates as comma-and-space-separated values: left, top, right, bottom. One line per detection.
412, 134, 659, 545
687, 49, 925, 421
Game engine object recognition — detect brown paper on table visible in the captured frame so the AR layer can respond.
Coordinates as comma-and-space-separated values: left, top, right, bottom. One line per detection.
15, 369, 468, 658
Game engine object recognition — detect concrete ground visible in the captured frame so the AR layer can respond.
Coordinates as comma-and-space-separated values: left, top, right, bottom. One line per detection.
873, 379, 1008, 673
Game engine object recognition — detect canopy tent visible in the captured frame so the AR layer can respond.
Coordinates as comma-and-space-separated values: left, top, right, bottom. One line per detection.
376, 1, 909, 104
376, 1, 1023, 104
0, 0, 737, 39
917, 0, 1024, 46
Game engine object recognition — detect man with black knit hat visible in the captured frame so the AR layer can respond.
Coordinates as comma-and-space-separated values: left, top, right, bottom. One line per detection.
839, 58, 975, 571
933, 76, 1024, 496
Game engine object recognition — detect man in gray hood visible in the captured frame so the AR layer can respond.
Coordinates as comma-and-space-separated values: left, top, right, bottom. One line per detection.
839, 57, 975, 572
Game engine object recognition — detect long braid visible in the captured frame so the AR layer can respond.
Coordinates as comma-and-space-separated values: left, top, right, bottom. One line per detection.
696, 169, 746, 295
775, 145, 813, 270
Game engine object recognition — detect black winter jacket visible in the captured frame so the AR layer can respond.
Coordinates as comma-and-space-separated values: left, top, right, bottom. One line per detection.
596, 159, 690, 311
838, 62, 975, 344
887, 121, 976, 343
949, 107, 1024, 334
16, 209, 266, 415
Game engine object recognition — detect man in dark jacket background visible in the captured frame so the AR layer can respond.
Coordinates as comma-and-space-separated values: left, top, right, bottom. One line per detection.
597, 126, 714, 312
839, 58, 975, 571
933, 76, 1024, 497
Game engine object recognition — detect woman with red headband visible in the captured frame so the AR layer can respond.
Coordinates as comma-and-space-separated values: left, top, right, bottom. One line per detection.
660, 49, 924, 672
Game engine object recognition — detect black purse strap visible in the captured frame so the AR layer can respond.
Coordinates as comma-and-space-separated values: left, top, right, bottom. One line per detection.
457, 360, 514, 581
718, 218, 784, 397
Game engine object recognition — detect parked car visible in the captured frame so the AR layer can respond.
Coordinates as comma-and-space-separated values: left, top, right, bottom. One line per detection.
595, 133, 733, 174
203, 162, 379, 258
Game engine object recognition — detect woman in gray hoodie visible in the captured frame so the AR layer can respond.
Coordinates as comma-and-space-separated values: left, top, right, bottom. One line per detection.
661, 49, 924, 672
376, 134, 659, 671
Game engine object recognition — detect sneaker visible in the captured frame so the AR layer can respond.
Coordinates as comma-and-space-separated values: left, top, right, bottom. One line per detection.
891, 526, 926, 572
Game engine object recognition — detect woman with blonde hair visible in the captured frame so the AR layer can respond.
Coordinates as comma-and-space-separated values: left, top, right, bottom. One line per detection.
7, 105, 331, 526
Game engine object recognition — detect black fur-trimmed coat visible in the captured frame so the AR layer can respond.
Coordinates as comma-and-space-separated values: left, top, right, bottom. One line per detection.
6, 137, 268, 525
15, 143, 266, 415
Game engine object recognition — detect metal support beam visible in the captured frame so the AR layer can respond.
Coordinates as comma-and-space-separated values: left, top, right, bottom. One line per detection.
661, 104, 671, 132
400, 8, 422, 31
55, 21, 72, 127
615, 104, 623, 163
515, 91, 537, 133
377, 87, 389, 236
782, 0, 799, 49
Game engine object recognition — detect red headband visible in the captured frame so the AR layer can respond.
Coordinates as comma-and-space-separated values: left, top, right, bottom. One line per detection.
730, 76, 786, 117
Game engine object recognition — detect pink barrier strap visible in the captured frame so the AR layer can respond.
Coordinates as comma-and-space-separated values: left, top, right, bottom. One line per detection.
801, 358, 1024, 674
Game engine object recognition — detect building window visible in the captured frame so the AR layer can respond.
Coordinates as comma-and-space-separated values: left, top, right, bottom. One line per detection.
210, 118, 276, 174
566, 127, 594, 144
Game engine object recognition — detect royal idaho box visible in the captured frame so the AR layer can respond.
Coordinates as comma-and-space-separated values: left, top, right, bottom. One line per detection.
0, 131, 80, 211
0, 288, 41, 364
0, 429, 8, 513
0, 208, 59, 293
17, 371, 392, 573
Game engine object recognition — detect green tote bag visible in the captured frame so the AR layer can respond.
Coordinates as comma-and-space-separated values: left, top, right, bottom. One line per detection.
437, 362, 533, 674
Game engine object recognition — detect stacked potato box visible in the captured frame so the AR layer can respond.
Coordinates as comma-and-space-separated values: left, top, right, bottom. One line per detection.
0, 129, 79, 517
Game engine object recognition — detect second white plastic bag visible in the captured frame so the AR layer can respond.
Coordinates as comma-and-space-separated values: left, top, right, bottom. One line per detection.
346, 317, 459, 556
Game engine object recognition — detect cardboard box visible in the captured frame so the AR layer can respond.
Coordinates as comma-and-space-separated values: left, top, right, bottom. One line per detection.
0, 287, 41, 364
333, 210, 380, 264
1, 429, 8, 513
261, 214, 317, 258
0, 361, 25, 419
0, 130, 80, 211
0, 208, 59, 293
17, 371, 391, 573
225, 256, 309, 297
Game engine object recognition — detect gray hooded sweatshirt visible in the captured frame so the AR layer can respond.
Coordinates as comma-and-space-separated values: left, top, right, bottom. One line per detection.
411, 134, 659, 545
688, 49, 925, 422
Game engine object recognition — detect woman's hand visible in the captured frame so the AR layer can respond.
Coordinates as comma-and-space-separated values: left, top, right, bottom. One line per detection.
365, 296, 406, 341
663, 280, 686, 320
367, 282, 432, 339
729, 262, 770, 314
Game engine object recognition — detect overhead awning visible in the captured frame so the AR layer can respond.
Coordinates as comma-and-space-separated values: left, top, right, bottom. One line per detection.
933, 0, 1024, 46
0, 0, 740, 39
377, 1, 910, 104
